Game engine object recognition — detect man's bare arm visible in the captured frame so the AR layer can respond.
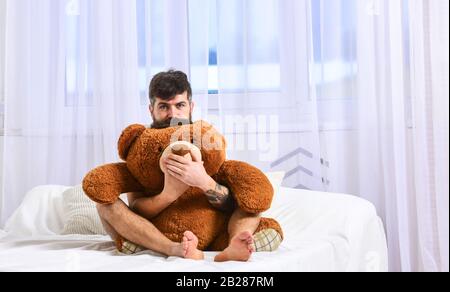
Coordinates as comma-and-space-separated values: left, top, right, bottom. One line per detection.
130, 180, 233, 217
127, 192, 146, 207
204, 182, 234, 211
128, 172, 189, 220
128, 192, 177, 220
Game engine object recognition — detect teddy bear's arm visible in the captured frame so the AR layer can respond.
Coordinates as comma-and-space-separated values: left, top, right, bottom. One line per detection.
82, 163, 145, 204
214, 160, 274, 214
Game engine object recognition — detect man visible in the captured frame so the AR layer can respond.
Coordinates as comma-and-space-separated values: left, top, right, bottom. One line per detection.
97, 70, 261, 261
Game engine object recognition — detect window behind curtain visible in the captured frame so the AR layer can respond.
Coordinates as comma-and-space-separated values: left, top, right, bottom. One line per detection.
65, 0, 92, 106
64, 0, 411, 115
65, 0, 282, 103
136, 0, 281, 96
211, 0, 281, 94
136, 0, 166, 104
311, 0, 357, 101
64, 0, 357, 106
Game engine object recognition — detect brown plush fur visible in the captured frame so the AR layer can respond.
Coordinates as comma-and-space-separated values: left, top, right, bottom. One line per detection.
82, 120, 283, 251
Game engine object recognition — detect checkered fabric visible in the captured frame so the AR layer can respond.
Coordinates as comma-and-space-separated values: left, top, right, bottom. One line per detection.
253, 228, 283, 252
119, 240, 145, 255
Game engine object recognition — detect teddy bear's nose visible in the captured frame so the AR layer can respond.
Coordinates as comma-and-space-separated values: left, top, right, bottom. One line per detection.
159, 141, 202, 173
170, 143, 191, 157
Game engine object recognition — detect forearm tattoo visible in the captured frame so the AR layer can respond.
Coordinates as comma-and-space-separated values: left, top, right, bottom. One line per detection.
205, 183, 234, 211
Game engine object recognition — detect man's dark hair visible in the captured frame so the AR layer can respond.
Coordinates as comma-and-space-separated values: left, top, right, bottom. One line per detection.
149, 70, 192, 106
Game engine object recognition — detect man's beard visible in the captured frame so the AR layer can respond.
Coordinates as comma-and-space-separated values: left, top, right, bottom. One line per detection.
151, 113, 193, 129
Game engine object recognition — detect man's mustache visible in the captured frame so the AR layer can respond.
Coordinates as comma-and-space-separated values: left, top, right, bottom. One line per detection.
151, 117, 192, 129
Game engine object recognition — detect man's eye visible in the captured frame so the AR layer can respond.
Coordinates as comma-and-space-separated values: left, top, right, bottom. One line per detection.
159, 105, 167, 110
177, 104, 185, 108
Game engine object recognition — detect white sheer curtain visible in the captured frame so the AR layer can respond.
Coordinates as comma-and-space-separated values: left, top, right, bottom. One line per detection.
0, 1, 4, 229
299, 0, 448, 272
0, 0, 203, 225
353, 0, 448, 272
211, 0, 448, 272
0, 0, 4, 108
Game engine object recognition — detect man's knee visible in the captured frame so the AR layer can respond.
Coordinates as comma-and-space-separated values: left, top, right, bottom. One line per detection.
234, 207, 261, 219
96, 200, 125, 220
96, 203, 111, 220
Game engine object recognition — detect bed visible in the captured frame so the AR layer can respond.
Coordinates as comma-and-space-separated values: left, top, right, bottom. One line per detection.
0, 185, 388, 272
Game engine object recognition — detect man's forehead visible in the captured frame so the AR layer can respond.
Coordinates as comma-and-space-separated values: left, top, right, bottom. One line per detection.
155, 92, 189, 105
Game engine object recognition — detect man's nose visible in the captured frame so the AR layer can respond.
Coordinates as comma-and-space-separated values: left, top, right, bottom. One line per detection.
169, 106, 182, 118
167, 107, 174, 118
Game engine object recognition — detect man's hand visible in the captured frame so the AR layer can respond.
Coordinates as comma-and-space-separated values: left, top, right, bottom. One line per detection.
164, 151, 234, 211
162, 169, 190, 200
164, 151, 212, 190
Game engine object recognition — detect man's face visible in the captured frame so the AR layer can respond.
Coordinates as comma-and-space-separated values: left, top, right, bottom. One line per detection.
149, 91, 194, 129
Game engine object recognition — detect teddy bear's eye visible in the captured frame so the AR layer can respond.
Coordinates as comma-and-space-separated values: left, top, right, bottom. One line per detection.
158, 146, 163, 153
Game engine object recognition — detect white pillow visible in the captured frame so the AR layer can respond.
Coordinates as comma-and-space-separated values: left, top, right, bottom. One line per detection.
61, 185, 107, 235
4, 185, 70, 237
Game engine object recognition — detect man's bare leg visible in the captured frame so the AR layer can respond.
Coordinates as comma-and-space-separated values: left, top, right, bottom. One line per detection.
98, 212, 120, 241
97, 199, 203, 259
214, 208, 260, 262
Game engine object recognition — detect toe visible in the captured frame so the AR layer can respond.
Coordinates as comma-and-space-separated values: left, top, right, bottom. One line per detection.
238, 231, 252, 240
184, 231, 195, 241
249, 243, 256, 253
245, 232, 255, 242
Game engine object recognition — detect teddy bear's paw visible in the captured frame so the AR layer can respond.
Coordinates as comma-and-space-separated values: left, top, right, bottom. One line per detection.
119, 240, 146, 255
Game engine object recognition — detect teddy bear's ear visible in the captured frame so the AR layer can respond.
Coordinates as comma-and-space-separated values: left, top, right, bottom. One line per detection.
118, 124, 146, 161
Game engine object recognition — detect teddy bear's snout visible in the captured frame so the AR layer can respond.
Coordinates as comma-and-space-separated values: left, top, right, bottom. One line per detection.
170, 144, 191, 157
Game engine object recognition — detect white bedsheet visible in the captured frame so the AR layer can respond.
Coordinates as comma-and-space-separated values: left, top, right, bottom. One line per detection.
0, 186, 388, 272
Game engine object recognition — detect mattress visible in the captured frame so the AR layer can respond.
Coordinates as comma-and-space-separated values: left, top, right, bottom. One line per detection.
0, 186, 388, 272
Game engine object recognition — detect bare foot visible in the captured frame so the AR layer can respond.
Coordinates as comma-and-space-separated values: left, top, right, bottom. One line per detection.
214, 231, 255, 262
182, 231, 204, 260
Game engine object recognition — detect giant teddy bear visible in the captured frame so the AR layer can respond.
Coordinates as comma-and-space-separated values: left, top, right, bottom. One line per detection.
82, 120, 283, 251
